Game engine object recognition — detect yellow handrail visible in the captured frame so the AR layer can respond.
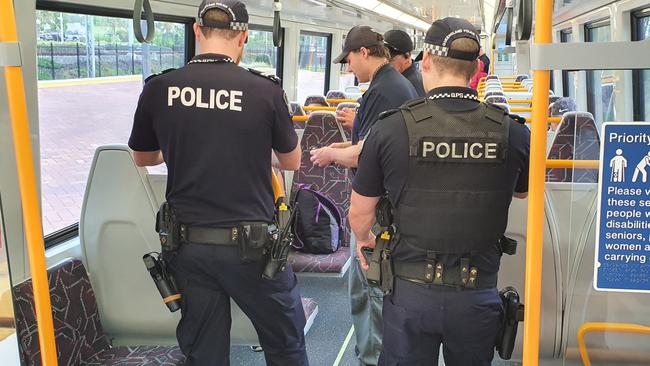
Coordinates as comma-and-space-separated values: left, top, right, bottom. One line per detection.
327, 98, 358, 104
0, 0, 58, 365
523, 0, 553, 364
510, 107, 533, 112
271, 170, 284, 202
303, 106, 337, 111
546, 160, 600, 169
292, 115, 309, 122
526, 117, 561, 124
578, 322, 650, 366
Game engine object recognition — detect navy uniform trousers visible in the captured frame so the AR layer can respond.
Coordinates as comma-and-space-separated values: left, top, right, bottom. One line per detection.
379, 278, 503, 366
168, 243, 309, 366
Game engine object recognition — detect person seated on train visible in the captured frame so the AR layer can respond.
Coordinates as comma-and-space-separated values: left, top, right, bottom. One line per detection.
548, 97, 577, 131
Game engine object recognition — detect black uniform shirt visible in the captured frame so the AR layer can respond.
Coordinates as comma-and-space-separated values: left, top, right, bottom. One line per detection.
353, 86, 530, 274
129, 53, 297, 227
401, 64, 426, 97
352, 64, 418, 144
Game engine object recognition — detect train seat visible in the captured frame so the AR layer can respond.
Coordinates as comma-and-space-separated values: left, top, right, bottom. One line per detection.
289, 112, 352, 276
304, 95, 329, 107
516, 74, 530, 82
326, 90, 347, 105
335, 102, 358, 141
486, 75, 499, 81
492, 102, 511, 113
13, 258, 185, 365
80, 145, 318, 346
290, 102, 307, 129
546, 112, 599, 183
485, 95, 508, 105
484, 91, 505, 98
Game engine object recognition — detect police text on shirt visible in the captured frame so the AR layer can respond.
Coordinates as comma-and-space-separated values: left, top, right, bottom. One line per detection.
168, 87, 243, 111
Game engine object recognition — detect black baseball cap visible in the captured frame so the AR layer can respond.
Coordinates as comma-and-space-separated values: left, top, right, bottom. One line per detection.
414, 17, 480, 62
333, 26, 384, 64
197, 0, 249, 31
384, 29, 414, 55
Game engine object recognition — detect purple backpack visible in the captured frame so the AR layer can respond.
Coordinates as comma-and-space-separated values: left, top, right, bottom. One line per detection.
291, 186, 343, 254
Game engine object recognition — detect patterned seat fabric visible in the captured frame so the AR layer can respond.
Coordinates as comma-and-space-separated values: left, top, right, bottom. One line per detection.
289, 246, 351, 273
326, 90, 347, 106
86, 346, 185, 366
290, 112, 352, 272
290, 102, 305, 116
484, 91, 504, 98
485, 96, 508, 105
13, 259, 185, 366
546, 112, 600, 183
486, 75, 499, 81
335, 102, 358, 142
304, 95, 329, 107
516, 74, 530, 82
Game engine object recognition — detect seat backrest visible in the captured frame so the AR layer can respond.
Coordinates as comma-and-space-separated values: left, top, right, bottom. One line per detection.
304, 95, 329, 107
14, 258, 111, 365
546, 112, 600, 183
486, 79, 502, 86
336, 102, 359, 111
326, 90, 346, 100
484, 91, 504, 98
80, 145, 266, 346
486, 75, 499, 81
292, 112, 351, 245
290, 102, 305, 116
485, 95, 508, 105
516, 74, 530, 82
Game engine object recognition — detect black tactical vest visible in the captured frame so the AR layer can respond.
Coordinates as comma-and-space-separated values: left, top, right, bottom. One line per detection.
394, 98, 512, 255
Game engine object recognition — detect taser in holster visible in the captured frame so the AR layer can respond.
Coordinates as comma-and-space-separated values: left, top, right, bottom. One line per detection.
497, 286, 525, 359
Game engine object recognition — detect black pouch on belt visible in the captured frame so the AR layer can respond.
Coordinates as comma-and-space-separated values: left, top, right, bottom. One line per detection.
239, 222, 271, 263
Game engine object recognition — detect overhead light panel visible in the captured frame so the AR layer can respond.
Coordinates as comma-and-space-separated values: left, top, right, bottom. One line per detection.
339, 0, 430, 31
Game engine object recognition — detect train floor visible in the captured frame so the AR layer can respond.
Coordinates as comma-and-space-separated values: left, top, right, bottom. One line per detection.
229, 272, 525, 366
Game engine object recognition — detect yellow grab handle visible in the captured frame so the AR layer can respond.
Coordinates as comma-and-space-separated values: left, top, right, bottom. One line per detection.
0, 0, 58, 364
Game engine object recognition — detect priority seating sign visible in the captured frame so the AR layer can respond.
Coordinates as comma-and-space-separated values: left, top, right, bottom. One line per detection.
595, 122, 650, 292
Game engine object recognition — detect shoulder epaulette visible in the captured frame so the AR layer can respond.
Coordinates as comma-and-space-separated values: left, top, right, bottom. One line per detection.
485, 102, 509, 124
248, 68, 281, 85
379, 109, 399, 120
400, 97, 430, 122
402, 96, 427, 110
144, 68, 175, 84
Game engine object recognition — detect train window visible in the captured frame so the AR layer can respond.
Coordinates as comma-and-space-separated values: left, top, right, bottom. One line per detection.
560, 29, 576, 99
35, 7, 191, 239
297, 31, 331, 103
632, 9, 650, 121
240, 27, 283, 78
338, 34, 356, 89
585, 20, 616, 124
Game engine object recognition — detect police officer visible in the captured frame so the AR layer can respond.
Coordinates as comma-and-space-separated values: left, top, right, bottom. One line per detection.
349, 17, 530, 366
128, 1, 307, 365
310, 25, 418, 366
384, 30, 425, 97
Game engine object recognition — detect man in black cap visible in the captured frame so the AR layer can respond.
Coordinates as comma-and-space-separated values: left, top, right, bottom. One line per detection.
128, 1, 308, 364
310, 25, 417, 366
350, 17, 530, 365
384, 29, 425, 97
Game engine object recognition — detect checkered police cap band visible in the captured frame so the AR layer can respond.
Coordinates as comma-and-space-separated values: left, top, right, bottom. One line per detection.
423, 43, 449, 57
198, 2, 248, 30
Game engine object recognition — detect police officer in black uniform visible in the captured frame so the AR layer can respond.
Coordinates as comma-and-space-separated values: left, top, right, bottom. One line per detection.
349, 17, 530, 366
128, 1, 308, 365
383, 30, 425, 97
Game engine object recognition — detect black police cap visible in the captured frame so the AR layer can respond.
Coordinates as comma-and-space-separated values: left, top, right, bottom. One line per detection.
384, 29, 414, 55
414, 17, 480, 62
198, 0, 249, 31
333, 26, 384, 64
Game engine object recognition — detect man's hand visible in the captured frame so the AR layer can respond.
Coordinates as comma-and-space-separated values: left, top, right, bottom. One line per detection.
310, 147, 334, 167
329, 141, 352, 149
356, 234, 376, 271
336, 107, 356, 130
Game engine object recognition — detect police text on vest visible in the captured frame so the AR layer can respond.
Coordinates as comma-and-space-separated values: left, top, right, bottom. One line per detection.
421, 141, 499, 160
168, 87, 243, 111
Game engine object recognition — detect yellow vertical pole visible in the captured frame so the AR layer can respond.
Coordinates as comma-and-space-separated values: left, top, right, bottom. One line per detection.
523, 0, 553, 365
0, 0, 58, 364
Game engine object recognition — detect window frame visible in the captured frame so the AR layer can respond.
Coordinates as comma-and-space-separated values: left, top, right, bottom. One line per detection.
36, 1, 194, 248
560, 28, 573, 98
298, 30, 332, 95
632, 8, 650, 121
247, 24, 285, 83
584, 19, 611, 119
